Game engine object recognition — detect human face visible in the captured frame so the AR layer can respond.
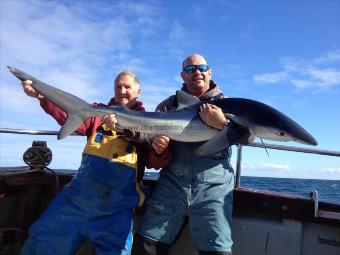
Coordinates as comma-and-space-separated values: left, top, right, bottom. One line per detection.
114, 75, 140, 108
181, 54, 212, 95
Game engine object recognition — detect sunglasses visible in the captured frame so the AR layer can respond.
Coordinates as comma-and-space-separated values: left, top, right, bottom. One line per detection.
183, 64, 210, 74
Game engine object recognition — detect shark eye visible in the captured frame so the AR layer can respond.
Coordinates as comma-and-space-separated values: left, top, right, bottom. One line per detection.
279, 132, 285, 136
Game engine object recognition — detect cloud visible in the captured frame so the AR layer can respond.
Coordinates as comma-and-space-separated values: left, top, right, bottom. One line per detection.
312, 50, 340, 65
165, 19, 199, 60
2, 2, 135, 67
115, 1, 163, 38
321, 168, 340, 174
140, 83, 178, 111
1, 1, 165, 115
0, 81, 39, 114
166, 21, 187, 59
1, 1, 162, 76
253, 72, 288, 84
242, 163, 291, 171
253, 50, 340, 90
308, 68, 340, 87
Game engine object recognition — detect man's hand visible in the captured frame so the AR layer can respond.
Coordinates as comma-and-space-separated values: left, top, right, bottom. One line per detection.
199, 103, 228, 129
102, 114, 124, 133
152, 135, 170, 155
21, 80, 44, 99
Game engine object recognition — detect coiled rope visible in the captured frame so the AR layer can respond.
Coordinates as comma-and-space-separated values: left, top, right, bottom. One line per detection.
23, 141, 52, 169
23, 141, 59, 190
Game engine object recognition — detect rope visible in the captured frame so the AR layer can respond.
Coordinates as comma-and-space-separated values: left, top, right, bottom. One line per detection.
23, 144, 52, 169
45, 167, 60, 191
22, 141, 59, 190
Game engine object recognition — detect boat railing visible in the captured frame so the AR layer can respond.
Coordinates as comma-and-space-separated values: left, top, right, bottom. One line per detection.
0, 128, 78, 136
235, 142, 340, 188
1, 127, 340, 189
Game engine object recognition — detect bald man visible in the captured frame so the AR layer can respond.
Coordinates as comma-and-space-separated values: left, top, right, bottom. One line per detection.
134, 54, 249, 255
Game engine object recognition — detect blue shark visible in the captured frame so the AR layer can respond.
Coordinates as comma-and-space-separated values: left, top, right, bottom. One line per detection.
8, 66, 317, 155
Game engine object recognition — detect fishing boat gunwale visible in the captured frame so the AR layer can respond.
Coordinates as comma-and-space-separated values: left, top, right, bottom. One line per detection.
0, 128, 339, 255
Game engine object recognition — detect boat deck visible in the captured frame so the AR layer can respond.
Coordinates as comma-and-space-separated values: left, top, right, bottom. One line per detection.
1, 168, 339, 255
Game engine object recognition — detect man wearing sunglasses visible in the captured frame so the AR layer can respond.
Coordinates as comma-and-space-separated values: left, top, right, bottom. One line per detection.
133, 54, 248, 255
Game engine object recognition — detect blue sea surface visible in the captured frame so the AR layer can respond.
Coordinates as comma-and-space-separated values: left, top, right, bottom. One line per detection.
240, 176, 340, 204
143, 172, 340, 205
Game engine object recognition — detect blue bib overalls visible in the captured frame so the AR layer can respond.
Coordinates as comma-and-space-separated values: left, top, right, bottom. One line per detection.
21, 126, 145, 255
138, 141, 234, 252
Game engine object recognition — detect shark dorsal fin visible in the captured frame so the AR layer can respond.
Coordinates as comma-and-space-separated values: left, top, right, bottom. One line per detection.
175, 90, 200, 110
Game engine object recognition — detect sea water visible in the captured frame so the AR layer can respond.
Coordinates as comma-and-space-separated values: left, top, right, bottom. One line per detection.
240, 176, 340, 204
144, 172, 340, 204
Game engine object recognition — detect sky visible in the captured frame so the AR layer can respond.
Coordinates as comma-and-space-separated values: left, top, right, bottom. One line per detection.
0, 0, 339, 180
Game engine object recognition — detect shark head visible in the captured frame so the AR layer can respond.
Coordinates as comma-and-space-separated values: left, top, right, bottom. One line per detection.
250, 125, 318, 145
214, 98, 318, 146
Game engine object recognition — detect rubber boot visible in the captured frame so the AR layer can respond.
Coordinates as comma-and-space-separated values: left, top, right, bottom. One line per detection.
199, 251, 232, 255
132, 233, 171, 255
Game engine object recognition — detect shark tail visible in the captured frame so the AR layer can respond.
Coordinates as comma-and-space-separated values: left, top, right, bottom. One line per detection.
7, 66, 102, 140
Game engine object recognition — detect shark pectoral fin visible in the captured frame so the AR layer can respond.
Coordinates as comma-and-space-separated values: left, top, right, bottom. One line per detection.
225, 113, 245, 127
193, 127, 229, 156
226, 122, 253, 145
58, 114, 85, 139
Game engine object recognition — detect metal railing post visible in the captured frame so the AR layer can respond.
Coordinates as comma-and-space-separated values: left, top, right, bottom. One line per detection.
235, 144, 243, 188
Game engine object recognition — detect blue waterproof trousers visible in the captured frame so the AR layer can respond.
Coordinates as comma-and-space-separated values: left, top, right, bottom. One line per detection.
21, 154, 141, 255
138, 142, 234, 252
